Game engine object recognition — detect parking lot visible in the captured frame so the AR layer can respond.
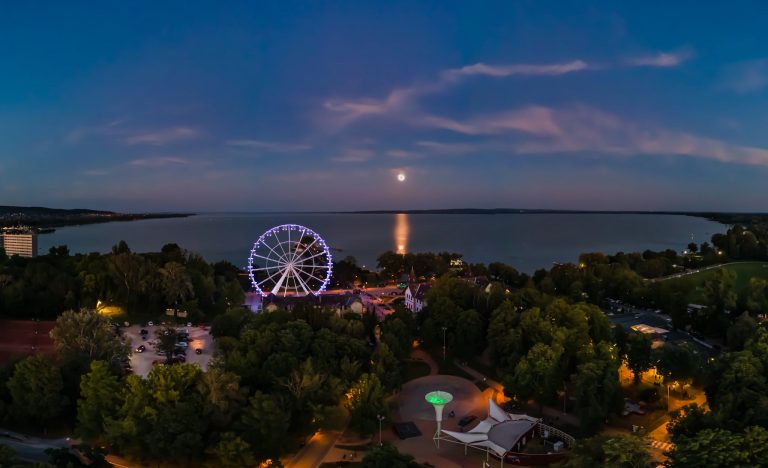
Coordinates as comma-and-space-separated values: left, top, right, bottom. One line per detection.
123, 324, 214, 377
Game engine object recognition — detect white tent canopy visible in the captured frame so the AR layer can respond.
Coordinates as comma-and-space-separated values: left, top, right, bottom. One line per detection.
439, 399, 541, 462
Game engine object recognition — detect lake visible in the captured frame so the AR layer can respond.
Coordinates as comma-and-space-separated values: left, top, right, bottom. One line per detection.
38, 213, 723, 273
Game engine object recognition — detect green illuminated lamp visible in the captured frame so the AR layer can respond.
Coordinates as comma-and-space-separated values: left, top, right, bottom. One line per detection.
425, 391, 453, 447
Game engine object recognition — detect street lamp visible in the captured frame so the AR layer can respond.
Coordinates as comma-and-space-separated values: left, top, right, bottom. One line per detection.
442, 326, 447, 361
376, 414, 385, 446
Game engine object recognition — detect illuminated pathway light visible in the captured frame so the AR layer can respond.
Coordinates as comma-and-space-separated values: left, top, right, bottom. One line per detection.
425, 390, 454, 447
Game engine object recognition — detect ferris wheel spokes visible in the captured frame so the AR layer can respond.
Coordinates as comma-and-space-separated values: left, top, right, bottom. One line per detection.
247, 224, 332, 297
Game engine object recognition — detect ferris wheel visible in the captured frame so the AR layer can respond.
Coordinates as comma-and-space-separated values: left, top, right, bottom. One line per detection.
247, 224, 333, 297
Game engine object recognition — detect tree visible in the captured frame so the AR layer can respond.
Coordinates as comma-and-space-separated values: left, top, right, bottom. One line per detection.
105, 364, 206, 462
77, 361, 123, 442
667, 404, 714, 444
602, 435, 651, 467
156, 326, 180, 364
7, 354, 68, 428
0, 444, 21, 468
703, 268, 737, 315
744, 278, 768, 314
205, 432, 256, 468
346, 373, 387, 434
210, 307, 252, 338
107, 251, 152, 310
625, 332, 653, 384
571, 343, 621, 435
668, 426, 768, 467
197, 368, 248, 429
361, 444, 420, 468
454, 309, 484, 359
277, 358, 325, 411
160, 261, 194, 307
654, 344, 701, 385
238, 391, 290, 459
727, 312, 757, 350
371, 342, 401, 392
50, 309, 130, 369
703, 349, 768, 431
504, 343, 562, 412
561, 435, 651, 468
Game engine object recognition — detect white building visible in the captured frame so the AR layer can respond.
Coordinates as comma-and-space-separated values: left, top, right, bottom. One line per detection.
405, 283, 431, 314
1, 232, 37, 258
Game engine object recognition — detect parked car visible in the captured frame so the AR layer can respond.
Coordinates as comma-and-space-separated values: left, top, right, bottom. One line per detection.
140, 329, 149, 335
195, 348, 203, 355
148, 321, 154, 326
135, 345, 146, 353
176, 341, 188, 348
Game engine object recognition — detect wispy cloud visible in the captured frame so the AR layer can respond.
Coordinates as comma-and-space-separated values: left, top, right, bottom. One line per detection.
66, 119, 126, 144
625, 49, 693, 68
322, 51, 687, 130
720, 59, 768, 93
67, 121, 202, 147
415, 141, 480, 155
225, 139, 312, 152
84, 169, 109, 176
433, 105, 768, 167
331, 148, 374, 163
443, 60, 589, 79
417, 106, 562, 136
129, 156, 192, 167
321, 59, 591, 130
124, 127, 201, 145
387, 149, 421, 159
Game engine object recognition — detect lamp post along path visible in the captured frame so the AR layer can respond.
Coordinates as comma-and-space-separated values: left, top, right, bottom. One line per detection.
442, 326, 447, 361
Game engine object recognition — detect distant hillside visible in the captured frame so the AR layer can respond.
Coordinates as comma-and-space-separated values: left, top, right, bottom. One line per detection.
0, 205, 193, 229
343, 209, 768, 225
0, 205, 113, 216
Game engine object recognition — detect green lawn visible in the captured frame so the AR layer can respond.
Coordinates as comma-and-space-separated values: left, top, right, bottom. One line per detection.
666, 262, 768, 303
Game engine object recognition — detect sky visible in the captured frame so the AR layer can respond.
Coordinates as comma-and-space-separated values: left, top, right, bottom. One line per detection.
1, 1, 768, 212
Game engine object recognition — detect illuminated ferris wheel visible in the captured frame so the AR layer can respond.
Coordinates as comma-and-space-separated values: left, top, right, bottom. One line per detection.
247, 224, 333, 297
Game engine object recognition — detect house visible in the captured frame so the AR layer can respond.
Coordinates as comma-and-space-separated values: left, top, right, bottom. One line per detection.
405, 283, 431, 314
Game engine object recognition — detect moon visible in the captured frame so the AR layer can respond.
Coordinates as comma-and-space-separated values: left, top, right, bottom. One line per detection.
397, 173, 406, 182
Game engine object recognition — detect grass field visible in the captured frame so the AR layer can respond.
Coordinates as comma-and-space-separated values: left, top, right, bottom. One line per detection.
666, 262, 768, 303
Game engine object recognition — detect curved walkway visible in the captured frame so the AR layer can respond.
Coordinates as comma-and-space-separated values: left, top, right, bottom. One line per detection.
649, 261, 763, 282
409, 349, 439, 376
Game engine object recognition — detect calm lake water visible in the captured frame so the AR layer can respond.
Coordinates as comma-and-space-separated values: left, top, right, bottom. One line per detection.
39, 213, 724, 273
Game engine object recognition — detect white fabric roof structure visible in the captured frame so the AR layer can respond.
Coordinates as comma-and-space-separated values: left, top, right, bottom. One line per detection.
439, 399, 541, 462
489, 398, 508, 422
468, 417, 495, 434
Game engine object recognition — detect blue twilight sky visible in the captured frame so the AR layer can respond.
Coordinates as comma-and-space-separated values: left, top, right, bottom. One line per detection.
2, 1, 768, 212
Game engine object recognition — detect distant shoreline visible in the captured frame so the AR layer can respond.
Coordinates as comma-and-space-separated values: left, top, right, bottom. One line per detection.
4, 205, 767, 231
339, 209, 768, 225
0, 206, 194, 231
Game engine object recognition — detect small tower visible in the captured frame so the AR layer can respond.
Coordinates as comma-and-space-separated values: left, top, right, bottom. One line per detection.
425, 390, 453, 448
